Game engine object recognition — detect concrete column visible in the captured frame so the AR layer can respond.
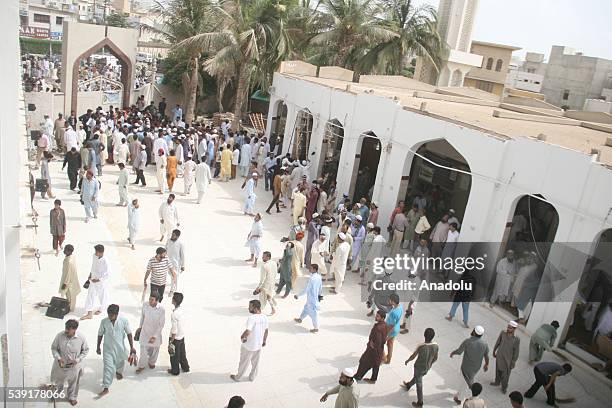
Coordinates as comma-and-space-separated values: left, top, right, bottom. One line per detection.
307, 115, 325, 180
280, 104, 297, 156
1, 0, 24, 399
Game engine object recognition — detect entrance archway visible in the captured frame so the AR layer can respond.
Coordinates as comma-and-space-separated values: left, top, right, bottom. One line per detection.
350, 131, 381, 202
318, 119, 344, 189
399, 139, 472, 233
291, 108, 313, 161
71, 37, 132, 114
562, 229, 612, 363
269, 100, 287, 154
494, 194, 560, 319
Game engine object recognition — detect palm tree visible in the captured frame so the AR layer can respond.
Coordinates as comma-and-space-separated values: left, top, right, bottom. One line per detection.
358, 0, 443, 76
146, 0, 216, 123
308, 0, 397, 70
177, 0, 300, 128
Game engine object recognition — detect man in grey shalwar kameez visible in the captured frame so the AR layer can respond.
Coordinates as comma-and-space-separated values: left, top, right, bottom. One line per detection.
491, 321, 520, 393
50, 319, 89, 406
450, 325, 489, 404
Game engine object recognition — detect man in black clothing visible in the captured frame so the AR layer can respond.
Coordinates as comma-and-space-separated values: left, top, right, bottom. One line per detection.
62, 147, 82, 190
525, 362, 572, 406
158, 98, 167, 119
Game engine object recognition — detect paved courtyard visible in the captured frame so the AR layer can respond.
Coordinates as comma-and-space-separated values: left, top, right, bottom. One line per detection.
19, 156, 609, 408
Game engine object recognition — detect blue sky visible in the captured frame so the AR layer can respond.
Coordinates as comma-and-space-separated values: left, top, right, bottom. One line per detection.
416, 0, 612, 61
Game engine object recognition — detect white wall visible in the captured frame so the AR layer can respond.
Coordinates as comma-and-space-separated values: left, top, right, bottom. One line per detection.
266, 72, 612, 336
583, 98, 612, 113
1, 0, 25, 395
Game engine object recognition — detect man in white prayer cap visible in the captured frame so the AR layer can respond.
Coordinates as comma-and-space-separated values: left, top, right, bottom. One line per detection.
330, 232, 351, 294
491, 320, 520, 394
450, 325, 490, 404
320, 367, 360, 407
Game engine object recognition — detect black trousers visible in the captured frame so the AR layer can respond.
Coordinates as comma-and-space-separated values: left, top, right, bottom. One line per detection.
525, 367, 555, 405
135, 169, 146, 186
266, 194, 281, 212
67, 168, 78, 190
169, 338, 189, 375
150, 284, 165, 303
265, 171, 273, 191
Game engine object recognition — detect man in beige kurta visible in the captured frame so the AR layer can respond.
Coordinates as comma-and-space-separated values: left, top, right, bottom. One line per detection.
59, 244, 80, 311
255, 251, 277, 314
292, 188, 307, 225
290, 232, 305, 286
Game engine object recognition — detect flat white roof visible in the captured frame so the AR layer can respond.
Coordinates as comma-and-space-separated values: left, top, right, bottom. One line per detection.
280, 73, 612, 167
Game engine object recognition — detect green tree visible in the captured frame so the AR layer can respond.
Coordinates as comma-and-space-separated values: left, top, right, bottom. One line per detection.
148, 0, 215, 123
358, 0, 443, 75
177, 0, 300, 127
105, 12, 131, 28
308, 0, 397, 70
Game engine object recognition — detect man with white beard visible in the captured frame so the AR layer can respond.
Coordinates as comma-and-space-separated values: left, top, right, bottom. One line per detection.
158, 194, 180, 242
135, 292, 165, 374
489, 250, 518, 307
183, 155, 196, 195
195, 155, 212, 204
80, 244, 111, 320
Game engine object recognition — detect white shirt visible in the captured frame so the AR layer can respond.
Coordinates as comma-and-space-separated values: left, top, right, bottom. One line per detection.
64, 128, 79, 150
243, 313, 268, 352
232, 149, 240, 165
171, 307, 185, 340
90, 255, 110, 283
166, 238, 185, 270
446, 229, 459, 244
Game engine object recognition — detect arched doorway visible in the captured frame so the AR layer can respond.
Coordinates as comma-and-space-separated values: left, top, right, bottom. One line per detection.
291, 108, 313, 161
450, 69, 463, 86
71, 38, 132, 114
350, 131, 381, 203
399, 139, 472, 234
318, 119, 344, 189
269, 100, 287, 155
494, 194, 560, 319
562, 229, 612, 363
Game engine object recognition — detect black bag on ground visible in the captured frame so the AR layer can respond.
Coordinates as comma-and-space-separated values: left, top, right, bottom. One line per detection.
35, 178, 49, 192
45, 296, 70, 319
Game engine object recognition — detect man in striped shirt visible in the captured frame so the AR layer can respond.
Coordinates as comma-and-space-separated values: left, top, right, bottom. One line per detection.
144, 247, 176, 303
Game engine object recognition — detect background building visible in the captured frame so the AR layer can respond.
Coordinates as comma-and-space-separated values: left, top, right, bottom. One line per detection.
538, 46, 612, 110
463, 40, 520, 95
414, 0, 483, 87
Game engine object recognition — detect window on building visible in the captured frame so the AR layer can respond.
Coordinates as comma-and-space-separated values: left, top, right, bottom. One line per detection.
495, 59, 503, 72
486, 57, 493, 70
20, 15, 28, 26
527, 68, 535, 74
33, 13, 50, 24
56, 16, 63, 25
562, 90, 570, 100
476, 80, 494, 93
534, 81, 540, 85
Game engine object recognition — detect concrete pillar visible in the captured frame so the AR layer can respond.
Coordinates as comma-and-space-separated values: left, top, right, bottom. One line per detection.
307, 115, 325, 180
1, 0, 25, 399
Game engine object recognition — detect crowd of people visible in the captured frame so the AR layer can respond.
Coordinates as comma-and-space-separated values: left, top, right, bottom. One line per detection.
33, 97, 579, 408
22, 54, 61, 92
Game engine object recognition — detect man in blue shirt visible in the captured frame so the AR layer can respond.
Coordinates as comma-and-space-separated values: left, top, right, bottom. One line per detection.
385, 293, 403, 364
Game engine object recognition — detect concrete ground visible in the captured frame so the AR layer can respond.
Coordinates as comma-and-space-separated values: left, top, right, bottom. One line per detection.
19, 156, 610, 408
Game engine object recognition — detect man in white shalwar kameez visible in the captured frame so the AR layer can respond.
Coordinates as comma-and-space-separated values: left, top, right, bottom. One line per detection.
239, 142, 252, 177
135, 293, 165, 373
183, 155, 196, 195
311, 232, 329, 276
330, 233, 351, 294
195, 156, 212, 204
243, 173, 258, 216
490, 250, 518, 306
127, 199, 140, 250
116, 163, 129, 206
159, 194, 180, 242
246, 213, 264, 267
166, 229, 186, 289
81, 244, 111, 320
